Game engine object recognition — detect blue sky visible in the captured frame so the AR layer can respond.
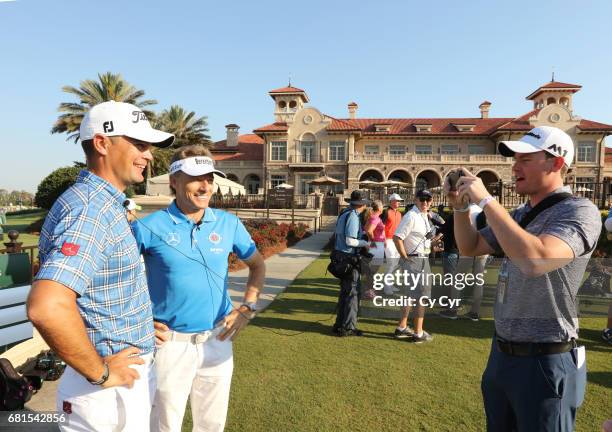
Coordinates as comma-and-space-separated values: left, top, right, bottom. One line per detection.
2, 0, 612, 192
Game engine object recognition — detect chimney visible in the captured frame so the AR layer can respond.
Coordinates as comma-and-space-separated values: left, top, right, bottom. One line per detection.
348, 102, 358, 119
225, 124, 239, 147
479, 101, 491, 119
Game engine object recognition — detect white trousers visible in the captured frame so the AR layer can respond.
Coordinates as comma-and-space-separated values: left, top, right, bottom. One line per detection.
151, 328, 234, 432
57, 352, 155, 432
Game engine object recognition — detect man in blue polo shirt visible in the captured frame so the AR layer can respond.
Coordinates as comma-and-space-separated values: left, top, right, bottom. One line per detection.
132, 146, 265, 432
27, 101, 174, 431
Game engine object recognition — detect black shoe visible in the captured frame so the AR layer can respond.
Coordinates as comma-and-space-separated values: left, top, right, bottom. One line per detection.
462, 312, 480, 322
332, 325, 341, 334
393, 327, 414, 339
438, 309, 458, 320
337, 328, 363, 337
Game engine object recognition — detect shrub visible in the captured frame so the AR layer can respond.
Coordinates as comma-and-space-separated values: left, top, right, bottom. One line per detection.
34, 166, 81, 210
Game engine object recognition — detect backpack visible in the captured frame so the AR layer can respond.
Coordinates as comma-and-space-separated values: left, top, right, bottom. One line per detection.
0, 358, 40, 411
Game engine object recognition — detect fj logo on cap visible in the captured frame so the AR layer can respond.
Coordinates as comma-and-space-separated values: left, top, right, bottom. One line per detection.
103, 121, 114, 133
547, 144, 568, 158
131, 111, 148, 123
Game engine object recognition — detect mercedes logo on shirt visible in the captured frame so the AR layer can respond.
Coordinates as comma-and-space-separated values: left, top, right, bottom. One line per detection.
165, 232, 181, 246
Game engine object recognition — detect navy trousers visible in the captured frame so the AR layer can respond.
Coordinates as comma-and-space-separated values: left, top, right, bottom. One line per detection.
334, 268, 360, 331
481, 339, 586, 432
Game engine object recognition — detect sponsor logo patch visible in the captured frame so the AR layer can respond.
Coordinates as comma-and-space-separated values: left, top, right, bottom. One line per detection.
209, 231, 222, 244
61, 242, 80, 256
165, 232, 181, 246
62, 400, 72, 414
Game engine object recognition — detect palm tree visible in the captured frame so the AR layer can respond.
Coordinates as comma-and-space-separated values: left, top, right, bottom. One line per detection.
148, 105, 212, 177
51, 72, 157, 142
154, 105, 211, 148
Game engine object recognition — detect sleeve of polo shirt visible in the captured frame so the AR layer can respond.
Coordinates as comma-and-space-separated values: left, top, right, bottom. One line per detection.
345, 212, 360, 240
232, 218, 257, 260
131, 220, 150, 254
35, 203, 113, 296
394, 213, 414, 240
539, 201, 602, 257
478, 225, 503, 255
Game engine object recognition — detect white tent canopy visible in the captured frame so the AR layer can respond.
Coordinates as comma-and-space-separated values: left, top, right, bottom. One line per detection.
146, 173, 246, 196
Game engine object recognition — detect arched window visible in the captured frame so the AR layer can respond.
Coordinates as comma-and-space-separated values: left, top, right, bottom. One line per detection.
546, 97, 556, 105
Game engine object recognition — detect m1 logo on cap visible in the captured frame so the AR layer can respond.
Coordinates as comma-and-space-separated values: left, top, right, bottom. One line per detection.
103, 121, 114, 133
547, 144, 568, 158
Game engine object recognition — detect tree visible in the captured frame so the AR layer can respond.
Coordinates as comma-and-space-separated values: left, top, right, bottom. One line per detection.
51, 72, 157, 143
154, 105, 211, 148
34, 166, 82, 210
149, 105, 212, 177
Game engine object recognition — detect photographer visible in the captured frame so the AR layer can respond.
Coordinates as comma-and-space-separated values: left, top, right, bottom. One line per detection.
332, 190, 370, 337
447, 126, 601, 432
393, 189, 441, 343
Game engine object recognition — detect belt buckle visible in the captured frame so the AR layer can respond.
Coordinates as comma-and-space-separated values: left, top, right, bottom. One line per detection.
192, 332, 211, 344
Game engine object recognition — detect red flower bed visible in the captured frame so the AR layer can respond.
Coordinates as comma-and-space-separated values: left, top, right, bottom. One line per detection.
228, 219, 311, 271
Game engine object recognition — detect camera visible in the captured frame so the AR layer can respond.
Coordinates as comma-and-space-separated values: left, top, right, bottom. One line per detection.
446, 169, 464, 191
35, 351, 66, 381
359, 248, 374, 260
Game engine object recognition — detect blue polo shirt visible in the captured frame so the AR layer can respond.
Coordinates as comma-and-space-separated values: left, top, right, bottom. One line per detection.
36, 170, 154, 357
132, 202, 256, 332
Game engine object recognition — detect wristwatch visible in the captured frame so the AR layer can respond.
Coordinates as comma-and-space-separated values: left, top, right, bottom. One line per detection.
241, 302, 257, 313
87, 362, 110, 385
239, 302, 257, 319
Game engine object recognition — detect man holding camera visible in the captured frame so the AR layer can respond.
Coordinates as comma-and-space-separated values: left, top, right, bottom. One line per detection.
332, 190, 370, 337
447, 126, 601, 431
393, 189, 440, 343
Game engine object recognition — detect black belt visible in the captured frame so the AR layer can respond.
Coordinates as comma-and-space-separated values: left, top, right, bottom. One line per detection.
496, 337, 576, 357
408, 254, 427, 257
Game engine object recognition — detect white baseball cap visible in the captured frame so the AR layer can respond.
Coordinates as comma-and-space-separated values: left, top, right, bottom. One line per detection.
80, 101, 174, 148
498, 126, 574, 167
169, 156, 226, 178
388, 193, 404, 201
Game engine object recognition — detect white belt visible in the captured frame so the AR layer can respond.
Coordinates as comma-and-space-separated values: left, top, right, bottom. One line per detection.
166, 327, 223, 345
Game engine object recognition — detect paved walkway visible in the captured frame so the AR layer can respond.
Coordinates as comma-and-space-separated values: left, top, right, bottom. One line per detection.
21, 228, 334, 428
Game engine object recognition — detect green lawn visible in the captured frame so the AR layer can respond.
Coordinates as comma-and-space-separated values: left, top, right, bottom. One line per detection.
1, 210, 46, 248
182, 255, 611, 431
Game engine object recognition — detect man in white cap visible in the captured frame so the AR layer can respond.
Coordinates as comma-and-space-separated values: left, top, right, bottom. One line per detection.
446, 126, 601, 431
131, 145, 266, 431
381, 193, 404, 295
28, 101, 174, 431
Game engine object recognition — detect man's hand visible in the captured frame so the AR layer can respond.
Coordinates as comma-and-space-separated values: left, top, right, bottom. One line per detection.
216, 308, 251, 342
456, 169, 490, 205
154, 321, 170, 346
101, 347, 145, 389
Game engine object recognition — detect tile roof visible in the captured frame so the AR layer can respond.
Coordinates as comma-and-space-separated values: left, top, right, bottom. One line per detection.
328, 117, 514, 135
269, 86, 306, 94
211, 134, 263, 161
577, 119, 612, 131
526, 81, 582, 100
253, 122, 289, 133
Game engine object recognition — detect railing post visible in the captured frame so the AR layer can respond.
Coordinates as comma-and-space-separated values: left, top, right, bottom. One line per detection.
4, 230, 23, 254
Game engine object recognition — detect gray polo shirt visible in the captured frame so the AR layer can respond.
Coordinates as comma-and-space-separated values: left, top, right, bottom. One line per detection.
480, 186, 601, 342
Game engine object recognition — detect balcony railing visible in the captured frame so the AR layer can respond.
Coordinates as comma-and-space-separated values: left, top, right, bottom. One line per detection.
288, 154, 325, 163
351, 153, 513, 162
